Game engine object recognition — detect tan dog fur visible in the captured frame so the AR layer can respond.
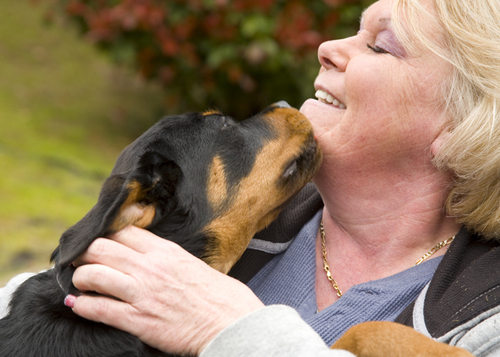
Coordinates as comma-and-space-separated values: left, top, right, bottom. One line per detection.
332, 321, 474, 357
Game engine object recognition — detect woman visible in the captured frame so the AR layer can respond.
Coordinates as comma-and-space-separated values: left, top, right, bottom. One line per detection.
65, 0, 500, 355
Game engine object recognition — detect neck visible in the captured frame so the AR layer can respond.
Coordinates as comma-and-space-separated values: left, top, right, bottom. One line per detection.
313, 158, 460, 286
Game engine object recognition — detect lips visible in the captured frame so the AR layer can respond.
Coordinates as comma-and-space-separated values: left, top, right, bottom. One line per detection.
315, 89, 346, 110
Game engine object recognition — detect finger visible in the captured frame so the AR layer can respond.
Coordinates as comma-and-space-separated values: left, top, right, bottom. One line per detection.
108, 225, 179, 254
71, 294, 142, 337
71, 294, 180, 355
73, 264, 137, 302
72, 237, 142, 275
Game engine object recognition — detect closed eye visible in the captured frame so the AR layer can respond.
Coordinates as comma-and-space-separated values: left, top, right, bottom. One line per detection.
282, 160, 298, 179
367, 44, 389, 54
221, 116, 236, 129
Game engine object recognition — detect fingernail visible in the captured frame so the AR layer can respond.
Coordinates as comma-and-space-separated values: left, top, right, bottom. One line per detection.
64, 294, 76, 308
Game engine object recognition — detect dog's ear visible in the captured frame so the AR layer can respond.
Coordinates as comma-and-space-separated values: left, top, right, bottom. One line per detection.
52, 152, 183, 268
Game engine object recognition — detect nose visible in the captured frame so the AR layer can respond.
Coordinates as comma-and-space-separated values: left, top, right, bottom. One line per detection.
318, 36, 358, 72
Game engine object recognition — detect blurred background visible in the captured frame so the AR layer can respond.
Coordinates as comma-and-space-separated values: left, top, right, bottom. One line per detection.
0, 0, 373, 283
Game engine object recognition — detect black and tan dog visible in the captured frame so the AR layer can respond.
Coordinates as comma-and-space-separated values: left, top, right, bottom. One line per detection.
0, 102, 322, 357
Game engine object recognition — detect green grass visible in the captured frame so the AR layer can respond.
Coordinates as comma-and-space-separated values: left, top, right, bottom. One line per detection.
0, 0, 165, 283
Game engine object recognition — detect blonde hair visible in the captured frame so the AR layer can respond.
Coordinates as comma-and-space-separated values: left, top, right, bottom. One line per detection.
392, 0, 500, 239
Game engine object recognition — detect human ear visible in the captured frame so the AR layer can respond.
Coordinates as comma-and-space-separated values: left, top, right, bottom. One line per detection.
430, 127, 452, 158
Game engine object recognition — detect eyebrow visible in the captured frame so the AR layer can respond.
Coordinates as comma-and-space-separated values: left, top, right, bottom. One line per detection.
359, 8, 391, 30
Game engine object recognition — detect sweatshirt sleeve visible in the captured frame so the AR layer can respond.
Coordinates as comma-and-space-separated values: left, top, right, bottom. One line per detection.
200, 305, 355, 357
452, 309, 500, 357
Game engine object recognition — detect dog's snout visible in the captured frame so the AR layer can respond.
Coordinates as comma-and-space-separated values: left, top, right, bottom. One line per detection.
264, 105, 314, 138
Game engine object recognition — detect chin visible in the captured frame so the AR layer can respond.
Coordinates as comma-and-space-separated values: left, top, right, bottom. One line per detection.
299, 98, 319, 115
301, 99, 343, 139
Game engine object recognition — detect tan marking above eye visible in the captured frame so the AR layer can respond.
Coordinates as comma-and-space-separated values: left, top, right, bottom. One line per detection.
207, 155, 228, 212
203, 109, 222, 116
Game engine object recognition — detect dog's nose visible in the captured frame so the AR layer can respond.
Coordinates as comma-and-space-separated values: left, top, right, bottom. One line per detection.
274, 101, 291, 108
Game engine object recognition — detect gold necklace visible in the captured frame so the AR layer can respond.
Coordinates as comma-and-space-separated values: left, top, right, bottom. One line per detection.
319, 220, 455, 298
320, 220, 343, 297
413, 236, 455, 266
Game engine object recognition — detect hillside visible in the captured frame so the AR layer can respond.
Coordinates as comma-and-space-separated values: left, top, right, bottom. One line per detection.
0, 0, 164, 283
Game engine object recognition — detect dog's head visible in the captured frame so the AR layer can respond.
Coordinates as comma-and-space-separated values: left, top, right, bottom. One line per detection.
52, 102, 322, 292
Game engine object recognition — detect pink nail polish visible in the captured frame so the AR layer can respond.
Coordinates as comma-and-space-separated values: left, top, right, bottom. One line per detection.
64, 294, 76, 308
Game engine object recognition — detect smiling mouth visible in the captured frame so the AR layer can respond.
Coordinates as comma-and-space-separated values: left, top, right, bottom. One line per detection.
315, 89, 346, 110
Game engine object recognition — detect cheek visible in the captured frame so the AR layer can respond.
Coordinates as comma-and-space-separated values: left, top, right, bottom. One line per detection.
343, 69, 445, 154
346, 60, 412, 112
304, 57, 451, 159
347, 60, 440, 128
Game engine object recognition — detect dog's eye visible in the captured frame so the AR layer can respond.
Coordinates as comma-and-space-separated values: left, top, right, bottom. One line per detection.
283, 160, 298, 178
221, 116, 233, 129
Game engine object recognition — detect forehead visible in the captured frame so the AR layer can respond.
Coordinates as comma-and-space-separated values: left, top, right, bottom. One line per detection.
360, 0, 392, 30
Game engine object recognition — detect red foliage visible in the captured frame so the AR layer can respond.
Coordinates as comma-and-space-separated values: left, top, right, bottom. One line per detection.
275, 1, 326, 52
48, 0, 370, 117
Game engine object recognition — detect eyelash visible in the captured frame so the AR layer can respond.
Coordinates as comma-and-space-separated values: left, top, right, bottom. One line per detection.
221, 116, 234, 129
367, 44, 389, 54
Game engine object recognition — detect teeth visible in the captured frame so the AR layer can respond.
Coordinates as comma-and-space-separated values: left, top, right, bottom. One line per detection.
315, 90, 327, 100
314, 89, 346, 109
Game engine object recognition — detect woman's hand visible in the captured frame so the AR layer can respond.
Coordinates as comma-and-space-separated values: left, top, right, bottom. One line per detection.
68, 225, 265, 356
